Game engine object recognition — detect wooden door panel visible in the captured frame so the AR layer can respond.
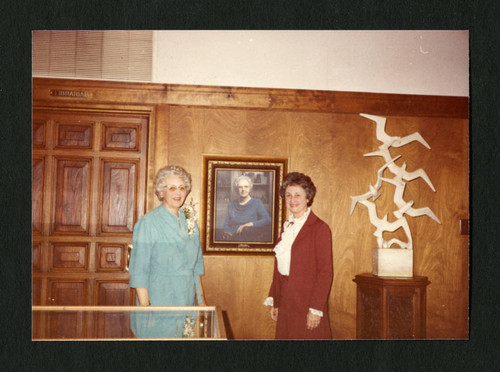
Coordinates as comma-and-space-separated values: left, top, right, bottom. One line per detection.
53, 157, 92, 234
48, 311, 85, 339
95, 311, 132, 338
32, 279, 43, 339
33, 242, 42, 271
32, 157, 44, 234
50, 242, 89, 271
33, 279, 42, 306
48, 280, 87, 338
96, 243, 125, 271
102, 122, 141, 151
95, 281, 133, 338
99, 160, 137, 234
33, 119, 47, 148
49, 280, 87, 304
55, 122, 93, 148
96, 281, 133, 305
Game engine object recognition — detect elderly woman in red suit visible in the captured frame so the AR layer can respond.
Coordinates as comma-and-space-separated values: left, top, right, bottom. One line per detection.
264, 172, 333, 339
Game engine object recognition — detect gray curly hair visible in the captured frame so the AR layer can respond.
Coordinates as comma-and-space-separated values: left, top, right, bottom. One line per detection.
233, 175, 253, 192
154, 165, 192, 197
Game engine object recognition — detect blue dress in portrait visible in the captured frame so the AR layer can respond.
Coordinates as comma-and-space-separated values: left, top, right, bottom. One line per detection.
221, 198, 271, 241
128, 205, 204, 338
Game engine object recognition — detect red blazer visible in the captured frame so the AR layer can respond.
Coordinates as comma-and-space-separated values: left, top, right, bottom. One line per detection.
268, 211, 333, 337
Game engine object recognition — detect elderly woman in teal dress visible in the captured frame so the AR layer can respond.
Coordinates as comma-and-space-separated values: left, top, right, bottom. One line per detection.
129, 165, 205, 338
221, 175, 272, 242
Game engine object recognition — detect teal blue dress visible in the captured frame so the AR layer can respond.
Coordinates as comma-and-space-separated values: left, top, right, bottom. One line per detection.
128, 205, 204, 338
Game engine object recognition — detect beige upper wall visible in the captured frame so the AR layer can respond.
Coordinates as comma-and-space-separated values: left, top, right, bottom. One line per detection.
154, 30, 469, 97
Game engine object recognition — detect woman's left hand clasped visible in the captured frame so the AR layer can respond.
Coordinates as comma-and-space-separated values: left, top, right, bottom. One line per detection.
306, 311, 321, 330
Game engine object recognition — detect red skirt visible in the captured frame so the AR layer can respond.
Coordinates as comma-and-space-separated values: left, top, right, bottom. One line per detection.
275, 274, 331, 340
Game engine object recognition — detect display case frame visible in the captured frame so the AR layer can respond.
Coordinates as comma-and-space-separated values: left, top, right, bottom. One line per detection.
32, 305, 227, 340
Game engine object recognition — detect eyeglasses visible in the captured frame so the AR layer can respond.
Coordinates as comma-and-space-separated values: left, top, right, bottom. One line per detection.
165, 184, 188, 193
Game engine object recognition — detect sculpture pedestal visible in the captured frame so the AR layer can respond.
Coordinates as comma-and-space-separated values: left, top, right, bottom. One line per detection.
373, 248, 413, 277
353, 273, 430, 339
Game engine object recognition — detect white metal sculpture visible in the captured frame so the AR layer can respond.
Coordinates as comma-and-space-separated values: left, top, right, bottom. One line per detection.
350, 113, 441, 250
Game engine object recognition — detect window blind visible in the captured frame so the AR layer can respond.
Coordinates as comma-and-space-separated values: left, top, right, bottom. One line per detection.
32, 30, 153, 82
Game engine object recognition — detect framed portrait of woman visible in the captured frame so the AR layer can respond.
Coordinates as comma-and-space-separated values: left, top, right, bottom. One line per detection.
202, 155, 287, 254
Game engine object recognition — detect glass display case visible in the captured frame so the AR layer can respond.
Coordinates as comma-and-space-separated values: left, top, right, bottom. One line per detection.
32, 306, 227, 340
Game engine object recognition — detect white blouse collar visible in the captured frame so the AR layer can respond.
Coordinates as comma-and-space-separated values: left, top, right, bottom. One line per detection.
287, 207, 311, 227
274, 208, 311, 276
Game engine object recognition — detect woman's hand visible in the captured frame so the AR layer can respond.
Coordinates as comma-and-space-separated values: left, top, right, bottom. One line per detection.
270, 307, 279, 322
236, 222, 254, 234
306, 311, 321, 330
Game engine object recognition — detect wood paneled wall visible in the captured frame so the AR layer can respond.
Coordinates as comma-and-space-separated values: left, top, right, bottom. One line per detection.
33, 78, 469, 339
163, 107, 468, 339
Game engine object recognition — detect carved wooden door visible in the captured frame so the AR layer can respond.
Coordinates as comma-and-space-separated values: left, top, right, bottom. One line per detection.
32, 108, 148, 338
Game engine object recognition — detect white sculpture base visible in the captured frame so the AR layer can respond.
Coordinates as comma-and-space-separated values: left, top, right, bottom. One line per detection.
373, 248, 413, 277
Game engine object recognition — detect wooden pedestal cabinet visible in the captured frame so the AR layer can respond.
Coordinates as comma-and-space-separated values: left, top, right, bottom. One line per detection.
353, 273, 430, 339
32, 106, 149, 339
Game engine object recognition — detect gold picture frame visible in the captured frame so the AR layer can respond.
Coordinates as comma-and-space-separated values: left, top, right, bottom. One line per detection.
202, 155, 287, 254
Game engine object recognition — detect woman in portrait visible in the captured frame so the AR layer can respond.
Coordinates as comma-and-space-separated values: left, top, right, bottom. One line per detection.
264, 172, 333, 339
221, 174, 272, 242
128, 165, 205, 338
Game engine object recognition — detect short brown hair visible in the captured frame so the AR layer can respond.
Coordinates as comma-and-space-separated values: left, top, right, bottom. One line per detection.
279, 172, 317, 207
